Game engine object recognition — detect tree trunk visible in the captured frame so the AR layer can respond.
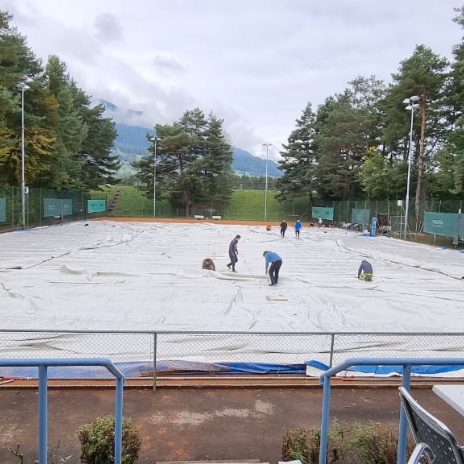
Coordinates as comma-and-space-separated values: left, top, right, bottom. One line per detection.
182, 187, 190, 217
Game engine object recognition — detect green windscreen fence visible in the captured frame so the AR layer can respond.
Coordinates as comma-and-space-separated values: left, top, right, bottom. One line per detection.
423, 212, 462, 237
312, 207, 334, 221
43, 199, 73, 218
351, 208, 370, 224
0, 197, 5, 222
87, 199, 106, 213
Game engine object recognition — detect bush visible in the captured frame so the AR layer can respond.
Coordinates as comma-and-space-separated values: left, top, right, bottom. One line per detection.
77, 414, 141, 464
282, 422, 414, 464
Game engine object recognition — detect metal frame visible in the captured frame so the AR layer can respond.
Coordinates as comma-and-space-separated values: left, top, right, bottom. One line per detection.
318, 357, 464, 464
0, 358, 125, 464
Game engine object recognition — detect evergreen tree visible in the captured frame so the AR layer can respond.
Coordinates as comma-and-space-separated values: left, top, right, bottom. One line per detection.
78, 102, 120, 190
276, 102, 318, 204
314, 91, 368, 200
383, 45, 448, 222
134, 109, 233, 216
0, 10, 54, 188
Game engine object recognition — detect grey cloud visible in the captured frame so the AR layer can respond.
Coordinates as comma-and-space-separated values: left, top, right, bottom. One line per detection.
153, 55, 185, 75
2, 0, 462, 159
94, 13, 123, 43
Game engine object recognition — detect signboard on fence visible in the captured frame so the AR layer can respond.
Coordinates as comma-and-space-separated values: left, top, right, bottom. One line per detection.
312, 207, 334, 221
43, 199, 73, 218
351, 208, 370, 225
423, 212, 464, 237
87, 199, 106, 213
0, 197, 5, 222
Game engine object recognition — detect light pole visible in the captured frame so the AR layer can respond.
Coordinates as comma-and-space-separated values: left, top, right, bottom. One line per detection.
263, 143, 272, 221
402, 96, 420, 240
151, 137, 159, 217
18, 81, 30, 229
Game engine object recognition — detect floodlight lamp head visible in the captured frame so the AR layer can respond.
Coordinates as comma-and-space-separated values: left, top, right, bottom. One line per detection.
18, 82, 30, 91
410, 95, 420, 102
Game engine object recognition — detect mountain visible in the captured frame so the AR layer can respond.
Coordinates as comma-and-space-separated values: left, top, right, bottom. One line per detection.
232, 147, 281, 177
113, 122, 282, 177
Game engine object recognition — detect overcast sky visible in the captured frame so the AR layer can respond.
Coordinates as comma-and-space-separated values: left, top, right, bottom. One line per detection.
1, 1, 463, 160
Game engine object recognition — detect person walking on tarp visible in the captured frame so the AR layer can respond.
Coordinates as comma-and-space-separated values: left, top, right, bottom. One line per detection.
227, 235, 241, 272
294, 219, 302, 238
263, 250, 282, 286
358, 260, 373, 281
280, 219, 288, 238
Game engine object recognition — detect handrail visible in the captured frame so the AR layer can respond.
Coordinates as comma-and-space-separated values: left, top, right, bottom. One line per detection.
318, 357, 464, 464
0, 358, 125, 464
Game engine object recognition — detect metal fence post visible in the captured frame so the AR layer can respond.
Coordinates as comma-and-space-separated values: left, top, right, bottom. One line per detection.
153, 333, 157, 391
329, 334, 335, 367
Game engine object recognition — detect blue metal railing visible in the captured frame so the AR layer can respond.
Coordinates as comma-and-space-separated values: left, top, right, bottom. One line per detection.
318, 357, 464, 464
0, 358, 125, 464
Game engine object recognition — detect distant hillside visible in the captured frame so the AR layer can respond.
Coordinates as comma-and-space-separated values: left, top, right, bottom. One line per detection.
232, 147, 281, 177
113, 123, 282, 177
113, 123, 155, 159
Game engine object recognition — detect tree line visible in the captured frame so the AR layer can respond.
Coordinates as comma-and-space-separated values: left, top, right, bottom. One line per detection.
0, 11, 120, 192
277, 6, 464, 225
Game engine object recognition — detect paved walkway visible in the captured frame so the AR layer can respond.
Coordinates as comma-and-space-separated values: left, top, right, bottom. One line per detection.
1, 383, 464, 463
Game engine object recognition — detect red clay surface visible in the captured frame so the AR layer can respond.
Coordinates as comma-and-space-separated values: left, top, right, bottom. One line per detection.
92, 216, 289, 226
1, 383, 464, 463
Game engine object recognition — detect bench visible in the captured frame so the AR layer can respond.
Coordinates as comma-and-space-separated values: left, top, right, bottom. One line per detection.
211, 215, 222, 220
194, 215, 204, 220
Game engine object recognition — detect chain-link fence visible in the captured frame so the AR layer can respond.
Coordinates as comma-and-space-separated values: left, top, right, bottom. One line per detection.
0, 186, 99, 232
1, 330, 463, 384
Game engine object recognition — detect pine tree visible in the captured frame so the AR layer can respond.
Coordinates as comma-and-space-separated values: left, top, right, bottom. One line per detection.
276, 102, 318, 204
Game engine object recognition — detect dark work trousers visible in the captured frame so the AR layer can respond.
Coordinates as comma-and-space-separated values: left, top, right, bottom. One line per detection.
228, 253, 238, 271
269, 260, 282, 285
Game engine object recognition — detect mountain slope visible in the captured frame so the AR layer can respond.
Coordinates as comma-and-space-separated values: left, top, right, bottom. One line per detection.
113, 123, 282, 177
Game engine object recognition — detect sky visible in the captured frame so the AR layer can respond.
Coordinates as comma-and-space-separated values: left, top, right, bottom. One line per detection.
1, 1, 463, 161
2, 220, 464, 375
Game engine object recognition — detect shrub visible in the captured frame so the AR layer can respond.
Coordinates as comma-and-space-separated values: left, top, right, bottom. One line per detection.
282, 422, 414, 464
348, 422, 402, 464
282, 428, 321, 464
77, 414, 141, 464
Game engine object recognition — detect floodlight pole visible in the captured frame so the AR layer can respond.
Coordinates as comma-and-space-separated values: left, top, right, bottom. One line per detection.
18, 81, 30, 229
152, 137, 159, 217
403, 96, 420, 240
263, 143, 272, 221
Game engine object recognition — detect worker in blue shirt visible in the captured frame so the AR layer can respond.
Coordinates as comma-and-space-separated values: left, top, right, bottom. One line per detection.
263, 250, 282, 286
294, 219, 302, 238
358, 260, 373, 281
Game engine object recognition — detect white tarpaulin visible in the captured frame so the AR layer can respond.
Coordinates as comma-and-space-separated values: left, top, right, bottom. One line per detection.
1, 220, 464, 333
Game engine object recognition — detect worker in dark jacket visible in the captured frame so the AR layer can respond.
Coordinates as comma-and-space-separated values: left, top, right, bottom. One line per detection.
263, 250, 282, 286
280, 220, 288, 238
227, 235, 241, 272
358, 260, 373, 281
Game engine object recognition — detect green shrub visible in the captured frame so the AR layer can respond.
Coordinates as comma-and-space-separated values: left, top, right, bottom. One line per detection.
77, 414, 141, 464
282, 428, 321, 464
282, 422, 414, 464
348, 422, 402, 464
